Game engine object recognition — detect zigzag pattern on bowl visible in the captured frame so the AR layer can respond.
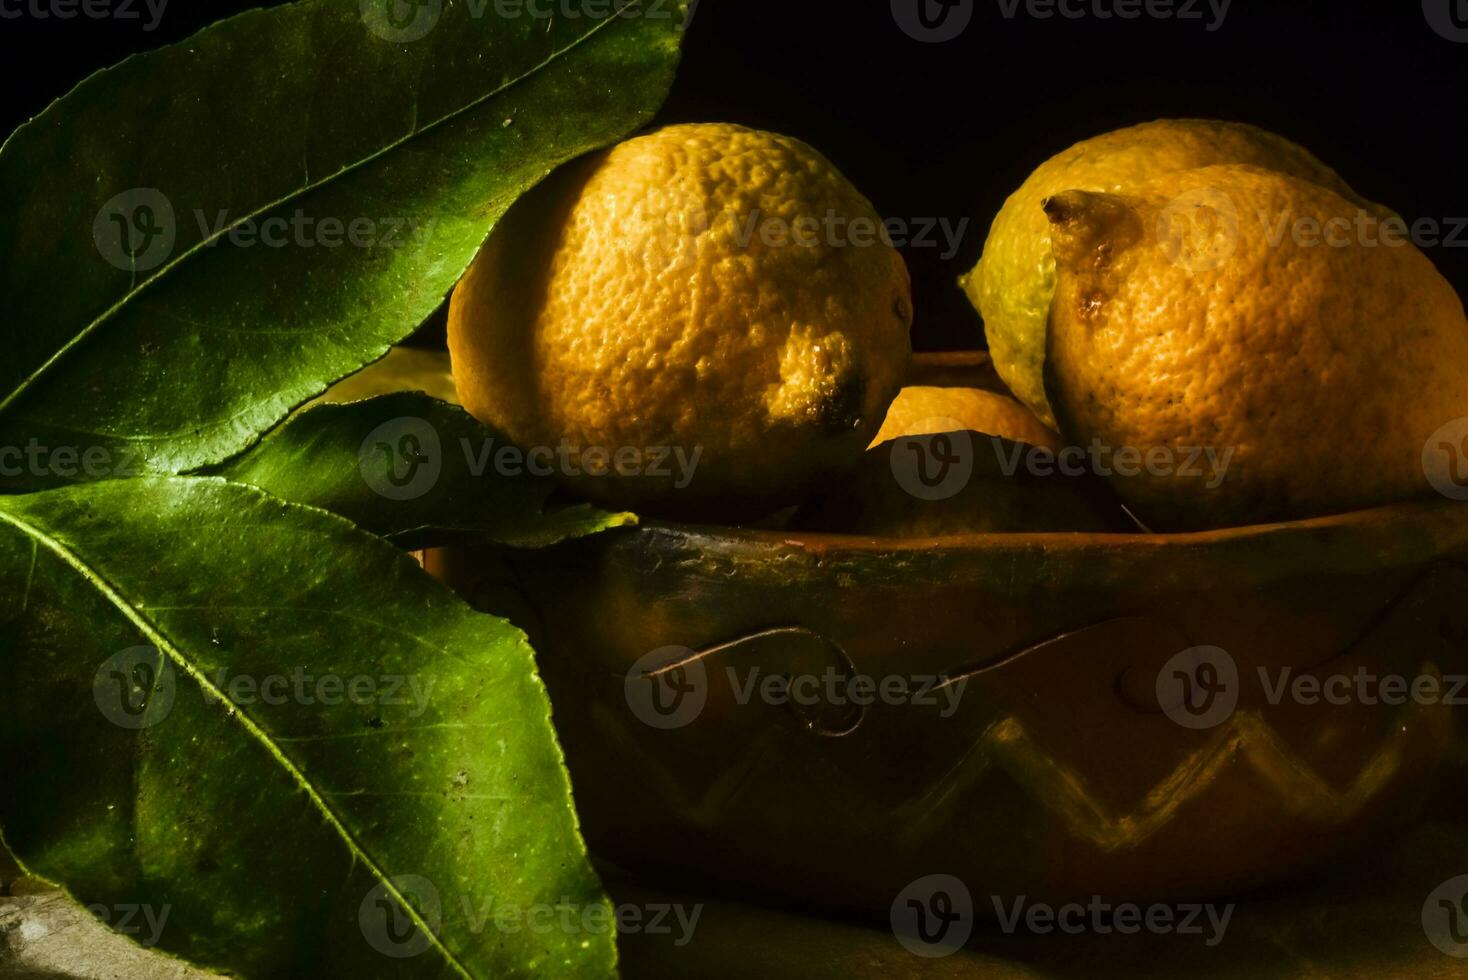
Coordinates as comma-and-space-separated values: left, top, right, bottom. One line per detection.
894, 697, 1453, 853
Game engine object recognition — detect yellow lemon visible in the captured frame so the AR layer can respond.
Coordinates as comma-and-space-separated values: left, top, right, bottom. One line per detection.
449, 123, 912, 520
963, 119, 1381, 427
316, 347, 458, 407
871, 385, 1059, 451
796, 387, 1127, 537
791, 430, 1133, 538
1044, 164, 1468, 530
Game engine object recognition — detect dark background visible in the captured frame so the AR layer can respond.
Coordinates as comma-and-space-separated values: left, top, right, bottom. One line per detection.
3, 0, 1465, 350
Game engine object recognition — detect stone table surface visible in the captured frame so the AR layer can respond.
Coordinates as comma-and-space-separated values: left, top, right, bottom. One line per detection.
5, 803, 1467, 978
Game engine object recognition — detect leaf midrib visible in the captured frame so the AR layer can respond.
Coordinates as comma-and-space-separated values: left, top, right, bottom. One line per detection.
0, 488, 476, 980
0, 0, 644, 419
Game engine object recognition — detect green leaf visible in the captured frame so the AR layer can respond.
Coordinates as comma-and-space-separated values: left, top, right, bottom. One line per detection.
0, 0, 688, 490
216, 389, 637, 548
0, 477, 615, 978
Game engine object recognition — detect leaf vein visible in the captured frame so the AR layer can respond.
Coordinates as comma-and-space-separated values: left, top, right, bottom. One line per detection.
0, 503, 475, 980
0, 1, 644, 418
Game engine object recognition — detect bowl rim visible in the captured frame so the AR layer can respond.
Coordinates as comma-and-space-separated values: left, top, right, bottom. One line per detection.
567, 499, 1468, 595
636, 498, 1466, 555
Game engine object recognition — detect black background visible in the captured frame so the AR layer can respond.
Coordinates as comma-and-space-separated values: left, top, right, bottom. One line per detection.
2, 0, 1465, 350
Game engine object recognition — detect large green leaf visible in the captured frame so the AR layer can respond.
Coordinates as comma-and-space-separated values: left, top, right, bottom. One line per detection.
216, 390, 637, 547
0, 0, 688, 490
0, 477, 615, 978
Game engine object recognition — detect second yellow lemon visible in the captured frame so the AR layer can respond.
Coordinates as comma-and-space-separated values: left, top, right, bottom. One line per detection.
1044, 165, 1468, 530
963, 119, 1383, 427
